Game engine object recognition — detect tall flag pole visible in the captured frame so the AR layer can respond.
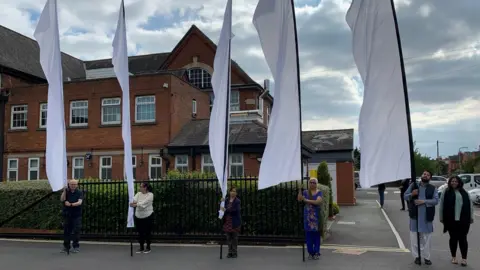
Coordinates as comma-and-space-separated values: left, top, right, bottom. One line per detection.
346, 0, 418, 261
112, 0, 135, 231
253, 0, 303, 190
209, 0, 233, 219
34, 0, 67, 192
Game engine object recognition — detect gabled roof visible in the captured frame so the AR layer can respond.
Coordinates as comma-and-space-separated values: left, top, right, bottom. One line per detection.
302, 129, 354, 152
84, 53, 170, 74
0, 25, 85, 81
160, 25, 258, 85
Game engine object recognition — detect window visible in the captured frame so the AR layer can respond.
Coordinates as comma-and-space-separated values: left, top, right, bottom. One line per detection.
101, 98, 121, 125
124, 156, 136, 180
135, 96, 155, 123
258, 96, 264, 115
202, 154, 215, 173
11, 105, 28, 129
72, 157, 84, 179
99, 156, 112, 181
28, 158, 40, 180
188, 68, 211, 88
209, 93, 214, 112
175, 155, 189, 173
192, 99, 197, 114
149, 155, 162, 180
70, 100, 88, 126
230, 90, 240, 111
229, 154, 244, 177
39, 103, 47, 128
475, 175, 480, 185
7, 158, 18, 181
266, 105, 271, 126
461, 175, 471, 184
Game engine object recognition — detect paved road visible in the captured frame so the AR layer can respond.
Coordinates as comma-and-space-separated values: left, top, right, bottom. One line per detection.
356, 188, 480, 267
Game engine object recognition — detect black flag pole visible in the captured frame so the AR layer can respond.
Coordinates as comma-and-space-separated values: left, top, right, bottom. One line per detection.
389, 0, 420, 264
290, 0, 306, 262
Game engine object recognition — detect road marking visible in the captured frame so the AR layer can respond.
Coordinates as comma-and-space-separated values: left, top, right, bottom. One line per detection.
0, 238, 409, 252
367, 192, 377, 195
376, 200, 406, 250
337, 221, 356, 225
393, 191, 400, 194
332, 249, 366, 255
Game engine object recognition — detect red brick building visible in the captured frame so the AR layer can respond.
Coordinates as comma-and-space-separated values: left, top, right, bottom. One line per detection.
0, 23, 352, 197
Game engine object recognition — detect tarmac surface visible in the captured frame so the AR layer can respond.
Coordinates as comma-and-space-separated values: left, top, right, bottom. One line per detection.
1, 187, 478, 269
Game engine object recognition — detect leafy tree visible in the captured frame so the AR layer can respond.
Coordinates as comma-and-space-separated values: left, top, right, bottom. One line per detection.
353, 147, 361, 170
462, 156, 480, 173
317, 162, 334, 217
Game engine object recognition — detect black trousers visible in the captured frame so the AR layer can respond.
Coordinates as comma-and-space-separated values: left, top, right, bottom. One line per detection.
63, 216, 82, 249
135, 214, 154, 249
448, 226, 469, 259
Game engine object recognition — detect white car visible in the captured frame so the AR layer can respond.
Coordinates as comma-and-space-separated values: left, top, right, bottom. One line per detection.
437, 174, 480, 199
468, 189, 480, 205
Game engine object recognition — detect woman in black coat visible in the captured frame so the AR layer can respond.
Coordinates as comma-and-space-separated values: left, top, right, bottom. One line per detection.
439, 176, 474, 266
222, 186, 241, 258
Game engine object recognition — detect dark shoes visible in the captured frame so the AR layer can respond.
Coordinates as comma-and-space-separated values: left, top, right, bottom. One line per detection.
227, 252, 237, 258
414, 257, 432, 265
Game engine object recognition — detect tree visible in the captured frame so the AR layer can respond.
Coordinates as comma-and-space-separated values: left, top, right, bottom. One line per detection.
353, 147, 361, 170
462, 156, 480, 173
317, 162, 334, 217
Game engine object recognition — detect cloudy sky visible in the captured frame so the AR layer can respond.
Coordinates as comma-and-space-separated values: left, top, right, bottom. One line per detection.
0, 0, 479, 158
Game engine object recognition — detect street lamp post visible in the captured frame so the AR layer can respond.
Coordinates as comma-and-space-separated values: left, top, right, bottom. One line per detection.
458, 147, 468, 172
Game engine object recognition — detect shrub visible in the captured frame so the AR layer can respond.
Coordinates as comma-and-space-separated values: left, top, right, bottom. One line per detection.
316, 162, 334, 217
332, 202, 340, 216
0, 179, 331, 239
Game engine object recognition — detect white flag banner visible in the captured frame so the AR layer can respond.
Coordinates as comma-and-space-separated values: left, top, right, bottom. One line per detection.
209, 0, 233, 219
112, 0, 135, 228
346, 0, 411, 188
34, 0, 67, 192
253, 0, 301, 190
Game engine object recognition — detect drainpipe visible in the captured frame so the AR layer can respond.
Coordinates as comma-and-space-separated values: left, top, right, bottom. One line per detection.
0, 90, 9, 181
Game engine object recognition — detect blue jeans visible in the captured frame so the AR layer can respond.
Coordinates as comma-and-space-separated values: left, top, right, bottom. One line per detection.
305, 231, 321, 255
378, 190, 385, 207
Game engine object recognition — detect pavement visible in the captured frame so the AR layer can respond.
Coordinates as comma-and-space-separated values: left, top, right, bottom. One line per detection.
1, 187, 478, 269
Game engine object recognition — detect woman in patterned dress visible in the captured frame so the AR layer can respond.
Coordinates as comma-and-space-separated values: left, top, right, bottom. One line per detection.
297, 178, 323, 260
222, 186, 241, 258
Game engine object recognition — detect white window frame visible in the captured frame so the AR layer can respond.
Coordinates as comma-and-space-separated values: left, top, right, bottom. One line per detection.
135, 95, 156, 123
266, 105, 271, 126
28, 157, 40, 181
149, 154, 163, 180
99, 156, 113, 181
201, 154, 215, 173
72, 157, 84, 179
39, 103, 47, 128
175, 155, 189, 173
192, 99, 197, 114
10, 105, 28, 130
230, 90, 240, 111
101, 97, 121, 125
258, 96, 264, 116
7, 158, 19, 181
229, 153, 244, 178
124, 155, 137, 180
69, 100, 89, 127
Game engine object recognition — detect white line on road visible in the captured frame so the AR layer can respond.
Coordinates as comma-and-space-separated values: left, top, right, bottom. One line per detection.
376, 200, 406, 250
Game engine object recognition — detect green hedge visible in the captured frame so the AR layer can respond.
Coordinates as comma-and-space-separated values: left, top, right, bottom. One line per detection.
0, 179, 330, 238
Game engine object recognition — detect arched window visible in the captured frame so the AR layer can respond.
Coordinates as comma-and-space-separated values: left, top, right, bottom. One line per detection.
187, 68, 212, 89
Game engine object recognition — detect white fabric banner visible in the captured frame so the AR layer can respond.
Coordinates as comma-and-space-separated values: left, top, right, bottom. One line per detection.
346, 0, 411, 188
112, 0, 135, 228
34, 0, 67, 192
253, 0, 301, 190
209, 0, 232, 219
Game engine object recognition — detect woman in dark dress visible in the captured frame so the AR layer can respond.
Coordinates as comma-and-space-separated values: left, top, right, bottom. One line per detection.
439, 176, 474, 266
222, 186, 241, 258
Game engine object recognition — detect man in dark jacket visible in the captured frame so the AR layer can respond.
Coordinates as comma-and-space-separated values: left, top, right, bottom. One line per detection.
378, 183, 386, 208
60, 179, 83, 254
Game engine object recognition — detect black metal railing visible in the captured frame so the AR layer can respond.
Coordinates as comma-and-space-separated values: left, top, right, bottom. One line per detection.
0, 177, 307, 244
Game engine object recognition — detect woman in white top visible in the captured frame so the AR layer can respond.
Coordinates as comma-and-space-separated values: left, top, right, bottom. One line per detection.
130, 182, 154, 253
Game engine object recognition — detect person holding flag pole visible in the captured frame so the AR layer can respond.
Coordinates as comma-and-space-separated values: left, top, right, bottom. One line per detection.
111, 0, 136, 256
208, 0, 235, 259
346, 0, 433, 266
252, 0, 306, 261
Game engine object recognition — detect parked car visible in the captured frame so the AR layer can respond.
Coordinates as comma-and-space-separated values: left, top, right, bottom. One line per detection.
437, 174, 480, 197
468, 189, 480, 205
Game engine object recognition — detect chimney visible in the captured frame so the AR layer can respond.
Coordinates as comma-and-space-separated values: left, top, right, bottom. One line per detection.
263, 79, 270, 91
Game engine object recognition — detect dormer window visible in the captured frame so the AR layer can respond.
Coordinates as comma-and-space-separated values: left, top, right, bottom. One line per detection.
187, 68, 211, 89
